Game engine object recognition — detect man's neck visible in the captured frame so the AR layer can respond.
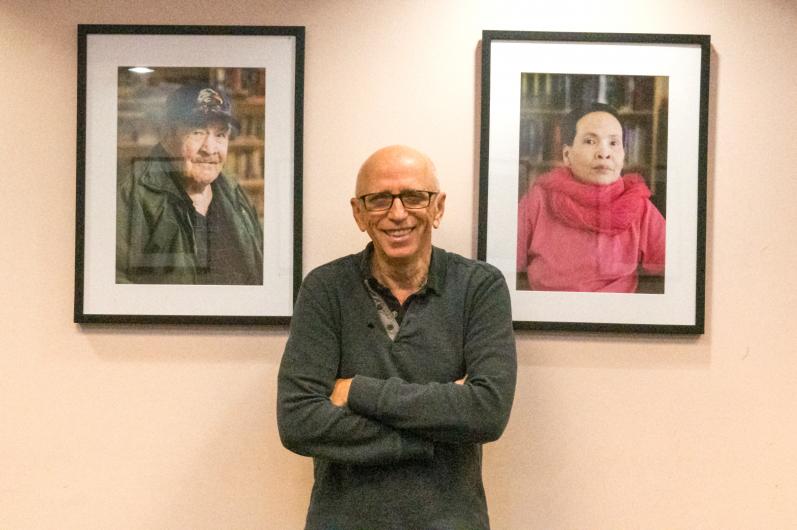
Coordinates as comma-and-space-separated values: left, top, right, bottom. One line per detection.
371, 249, 431, 305
184, 182, 213, 216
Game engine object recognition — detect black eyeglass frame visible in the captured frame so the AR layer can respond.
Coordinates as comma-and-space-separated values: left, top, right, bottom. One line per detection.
357, 190, 439, 212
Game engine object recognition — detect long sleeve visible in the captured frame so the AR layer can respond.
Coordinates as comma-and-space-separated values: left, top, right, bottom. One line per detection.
277, 270, 434, 465
517, 188, 534, 272
639, 199, 666, 275
346, 264, 517, 444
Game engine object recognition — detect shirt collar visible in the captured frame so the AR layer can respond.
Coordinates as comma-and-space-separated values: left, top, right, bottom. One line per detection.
358, 242, 444, 296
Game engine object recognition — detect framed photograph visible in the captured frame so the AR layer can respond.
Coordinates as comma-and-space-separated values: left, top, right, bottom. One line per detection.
75, 25, 304, 324
478, 31, 709, 333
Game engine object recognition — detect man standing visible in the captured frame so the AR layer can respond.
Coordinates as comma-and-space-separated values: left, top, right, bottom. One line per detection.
116, 84, 263, 285
278, 145, 517, 529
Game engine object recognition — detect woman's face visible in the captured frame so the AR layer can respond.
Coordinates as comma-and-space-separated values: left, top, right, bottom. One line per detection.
563, 111, 625, 185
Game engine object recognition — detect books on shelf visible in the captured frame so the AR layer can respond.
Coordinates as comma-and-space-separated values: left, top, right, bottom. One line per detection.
519, 116, 562, 164
226, 148, 264, 182
521, 73, 657, 113
212, 68, 266, 97
519, 72, 667, 189
236, 115, 265, 138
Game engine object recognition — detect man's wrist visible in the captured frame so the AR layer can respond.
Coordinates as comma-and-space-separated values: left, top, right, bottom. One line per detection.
330, 377, 353, 407
346, 375, 384, 418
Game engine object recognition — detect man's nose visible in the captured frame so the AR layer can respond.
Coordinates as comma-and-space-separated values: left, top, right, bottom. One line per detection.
199, 134, 218, 153
387, 196, 409, 219
596, 143, 612, 158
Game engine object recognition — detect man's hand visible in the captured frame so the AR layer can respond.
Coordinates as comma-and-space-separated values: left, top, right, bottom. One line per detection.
455, 375, 467, 385
330, 378, 353, 407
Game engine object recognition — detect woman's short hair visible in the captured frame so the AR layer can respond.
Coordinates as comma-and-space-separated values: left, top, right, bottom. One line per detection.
561, 102, 624, 147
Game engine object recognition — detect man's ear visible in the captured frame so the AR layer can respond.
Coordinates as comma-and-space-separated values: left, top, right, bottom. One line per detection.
350, 197, 367, 232
432, 192, 446, 229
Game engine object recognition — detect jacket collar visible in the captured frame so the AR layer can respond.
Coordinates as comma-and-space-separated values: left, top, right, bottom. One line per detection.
134, 143, 189, 200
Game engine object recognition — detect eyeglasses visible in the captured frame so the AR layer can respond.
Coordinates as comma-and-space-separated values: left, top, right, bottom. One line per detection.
358, 190, 438, 212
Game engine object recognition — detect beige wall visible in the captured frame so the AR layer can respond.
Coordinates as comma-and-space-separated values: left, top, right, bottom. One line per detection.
2, 0, 796, 528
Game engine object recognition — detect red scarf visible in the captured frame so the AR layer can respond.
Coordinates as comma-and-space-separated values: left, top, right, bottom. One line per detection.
538, 166, 651, 235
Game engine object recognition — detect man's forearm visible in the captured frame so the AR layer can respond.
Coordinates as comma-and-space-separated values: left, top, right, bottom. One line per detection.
345, 372, 514, 444
343, 270, 516, 444
278, 372, 434, 465
278, 278, 436, 465
330, 376, 464, 407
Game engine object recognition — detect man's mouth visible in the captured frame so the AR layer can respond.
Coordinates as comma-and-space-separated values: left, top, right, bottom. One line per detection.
383, 227, 414, 238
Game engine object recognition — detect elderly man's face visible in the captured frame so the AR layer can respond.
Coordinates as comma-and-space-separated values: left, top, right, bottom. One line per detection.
169, 120, 230, 189
351, 147, 445, 267
563, 111, 625, 185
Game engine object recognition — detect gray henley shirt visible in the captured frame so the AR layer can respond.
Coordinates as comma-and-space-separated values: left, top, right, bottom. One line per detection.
277, 244, 517, 529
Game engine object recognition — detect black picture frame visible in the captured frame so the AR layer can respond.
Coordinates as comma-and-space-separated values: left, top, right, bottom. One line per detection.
478, 31, 709, 333
75, 24, 304, 324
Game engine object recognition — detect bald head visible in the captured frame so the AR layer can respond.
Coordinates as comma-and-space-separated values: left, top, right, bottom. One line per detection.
350, 145, 446, 269
355, 145, 439, 197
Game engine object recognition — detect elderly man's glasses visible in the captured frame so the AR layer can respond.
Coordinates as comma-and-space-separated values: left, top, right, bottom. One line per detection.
358, 190, 438, 212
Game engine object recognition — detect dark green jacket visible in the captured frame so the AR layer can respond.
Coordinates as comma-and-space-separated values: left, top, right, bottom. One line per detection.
278, 245, 517, 529
116, 144, 263, 284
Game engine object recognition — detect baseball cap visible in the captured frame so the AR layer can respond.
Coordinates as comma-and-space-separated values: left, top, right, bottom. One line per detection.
165, 84, 240, 131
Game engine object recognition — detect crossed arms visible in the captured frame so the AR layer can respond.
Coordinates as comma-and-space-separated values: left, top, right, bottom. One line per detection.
276, 263, 517, 466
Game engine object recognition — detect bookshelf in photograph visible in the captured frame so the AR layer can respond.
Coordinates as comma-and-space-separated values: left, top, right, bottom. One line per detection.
117, 66, 267, 220
519, 73, 669, 216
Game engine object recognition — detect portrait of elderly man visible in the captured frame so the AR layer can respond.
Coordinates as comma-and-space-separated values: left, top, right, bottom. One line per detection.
116, 84, 263, 285
277, 145, 517, 529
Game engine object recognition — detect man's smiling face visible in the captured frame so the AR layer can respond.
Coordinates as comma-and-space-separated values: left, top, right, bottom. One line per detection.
351, 146, 445, 267
166, 120, 230, 191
